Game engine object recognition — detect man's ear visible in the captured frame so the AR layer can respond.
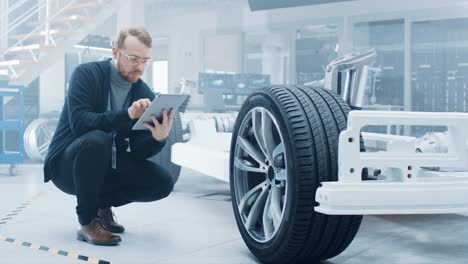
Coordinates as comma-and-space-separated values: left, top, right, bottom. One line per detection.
112, 47, 119, 60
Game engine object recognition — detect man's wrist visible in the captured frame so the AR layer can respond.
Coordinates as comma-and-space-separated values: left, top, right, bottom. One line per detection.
155, 136, 168, 143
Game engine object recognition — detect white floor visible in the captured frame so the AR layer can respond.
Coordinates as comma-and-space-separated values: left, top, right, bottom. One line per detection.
0, 164, 468, 264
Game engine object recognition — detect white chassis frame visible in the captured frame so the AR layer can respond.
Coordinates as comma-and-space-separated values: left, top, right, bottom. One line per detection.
172, 110, 468, 216
316, 110, 468, 215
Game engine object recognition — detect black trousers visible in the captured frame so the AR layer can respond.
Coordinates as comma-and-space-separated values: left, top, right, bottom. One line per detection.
51, 130, 174, 225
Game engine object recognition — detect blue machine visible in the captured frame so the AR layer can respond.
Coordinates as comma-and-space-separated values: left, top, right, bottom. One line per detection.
197, 72, 271, 112
0, 85, 25, 176
198, 72, 270, 95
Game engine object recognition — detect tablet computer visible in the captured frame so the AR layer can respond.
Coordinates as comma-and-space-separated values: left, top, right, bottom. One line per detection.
132, 94, 189, 130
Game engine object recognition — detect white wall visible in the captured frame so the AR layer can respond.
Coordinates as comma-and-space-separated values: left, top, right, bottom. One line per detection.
40, 59, 65, 114
116, 1, 145, 29
152, 12, 217, 104
203, 33, 243, 73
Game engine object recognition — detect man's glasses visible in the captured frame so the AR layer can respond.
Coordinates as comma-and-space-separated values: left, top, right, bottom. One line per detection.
118, 49, 152, 65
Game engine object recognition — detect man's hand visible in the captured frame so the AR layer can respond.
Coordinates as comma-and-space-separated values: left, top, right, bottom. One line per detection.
128, 98, 151, 119
143, 108, 174, 142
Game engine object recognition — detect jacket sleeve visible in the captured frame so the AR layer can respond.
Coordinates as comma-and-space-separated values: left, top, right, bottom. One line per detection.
129, 129, 167, 160
128, 86, 167, 160
67, 66, 133, 136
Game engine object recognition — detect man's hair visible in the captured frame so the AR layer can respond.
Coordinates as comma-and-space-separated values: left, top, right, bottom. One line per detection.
113, 27, 152, 49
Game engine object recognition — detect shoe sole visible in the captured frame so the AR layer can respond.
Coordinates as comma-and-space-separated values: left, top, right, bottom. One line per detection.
76, 233, 121, 246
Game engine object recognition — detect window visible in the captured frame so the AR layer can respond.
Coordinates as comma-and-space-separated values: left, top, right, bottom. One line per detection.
296, 24, 338, 85
353, 19, 405, 108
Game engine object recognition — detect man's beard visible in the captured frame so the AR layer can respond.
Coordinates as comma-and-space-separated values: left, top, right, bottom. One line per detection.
116, 60, 141, 83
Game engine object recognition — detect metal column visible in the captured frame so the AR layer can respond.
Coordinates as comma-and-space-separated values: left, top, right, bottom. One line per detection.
404, 18, 412, 135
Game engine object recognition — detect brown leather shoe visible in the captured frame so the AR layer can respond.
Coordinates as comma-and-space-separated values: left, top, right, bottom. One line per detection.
97, 208, 125, 233
77, 217, 121, 246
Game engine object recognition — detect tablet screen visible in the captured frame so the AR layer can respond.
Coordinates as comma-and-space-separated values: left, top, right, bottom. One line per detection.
132, 94, 189, 130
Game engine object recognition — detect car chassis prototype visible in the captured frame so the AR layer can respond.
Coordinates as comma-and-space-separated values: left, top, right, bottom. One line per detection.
172, 49, 468, 263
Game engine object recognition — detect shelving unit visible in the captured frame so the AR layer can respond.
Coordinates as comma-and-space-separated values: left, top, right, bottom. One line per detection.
0, 85, 25, 176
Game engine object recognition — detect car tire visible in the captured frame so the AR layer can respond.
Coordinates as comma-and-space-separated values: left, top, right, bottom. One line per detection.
230, 85, 362, 263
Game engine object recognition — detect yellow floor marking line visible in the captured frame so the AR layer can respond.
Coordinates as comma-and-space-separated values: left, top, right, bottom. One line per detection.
0, 236, 112, 264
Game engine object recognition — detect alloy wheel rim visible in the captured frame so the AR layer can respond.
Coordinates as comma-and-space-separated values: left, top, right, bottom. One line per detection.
233, 107, 288, 243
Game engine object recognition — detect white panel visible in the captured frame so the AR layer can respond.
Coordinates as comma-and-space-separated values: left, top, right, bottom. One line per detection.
153, 60, 169, 94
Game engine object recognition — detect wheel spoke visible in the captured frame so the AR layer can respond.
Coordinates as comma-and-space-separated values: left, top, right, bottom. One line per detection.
238, 181, 268, 214
234, 157, 267, 173
252, 109, 272, 163
41, 125, 53, 139
270, 185, 282, 230
245, 185, 269, 230
237, 136, 267, 167
38, 140, 51, 154
260, 109, 276, 161
262, 190, 274, 240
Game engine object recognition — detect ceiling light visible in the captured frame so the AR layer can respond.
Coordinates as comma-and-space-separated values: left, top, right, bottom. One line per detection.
0, 60, 20, 66
9, 44, 41, 52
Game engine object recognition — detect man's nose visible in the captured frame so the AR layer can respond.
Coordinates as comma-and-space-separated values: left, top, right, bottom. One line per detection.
135, 63, 145, 72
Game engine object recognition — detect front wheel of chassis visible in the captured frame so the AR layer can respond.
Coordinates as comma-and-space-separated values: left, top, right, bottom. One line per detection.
229, 85, 363, 263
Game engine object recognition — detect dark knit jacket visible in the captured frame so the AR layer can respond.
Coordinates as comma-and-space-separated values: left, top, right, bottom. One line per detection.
43, 59, 165, 182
